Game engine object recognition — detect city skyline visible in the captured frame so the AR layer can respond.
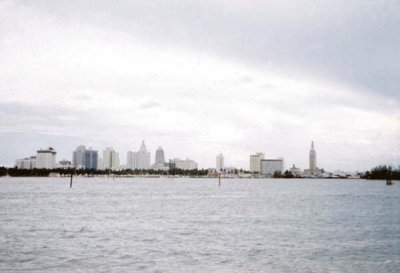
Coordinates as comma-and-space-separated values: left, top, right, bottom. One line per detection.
0, 1, 399, 171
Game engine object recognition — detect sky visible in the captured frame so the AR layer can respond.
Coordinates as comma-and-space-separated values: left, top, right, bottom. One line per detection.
0, 0, 399, 171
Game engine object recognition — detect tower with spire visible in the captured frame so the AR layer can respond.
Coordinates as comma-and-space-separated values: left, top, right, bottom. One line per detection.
309, 141, 317, 175
127, 140, 151, 170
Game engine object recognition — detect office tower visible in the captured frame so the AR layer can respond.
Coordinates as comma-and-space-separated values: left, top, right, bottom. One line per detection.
132, 140, 151, 170
36, 147, 57, 169
216, 153, 224, 172
250, 152, 264, 173
260, 158, 284, 175
309, 141, 316, 175
73, 145, 86, 169
85, 148, 98, 170
155, 146, 165, 165
103, 147, 119, 170
151, 146, 168, 170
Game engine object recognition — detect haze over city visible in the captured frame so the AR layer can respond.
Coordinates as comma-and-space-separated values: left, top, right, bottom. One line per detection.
0, 0, 399, 171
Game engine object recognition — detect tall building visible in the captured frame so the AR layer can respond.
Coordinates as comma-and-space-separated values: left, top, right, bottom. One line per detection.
73, 145, 86, 169
73, 145, 98, 169
216, 153, 224, 172
250, 153, 264, 173
151, 146, 168, 170
309, 141, 317, 175
103, 147, 119, 170
85, 148, 98, 170
130, 141, 151, 170
169, 158, 198, 170
155, 146, 165, 165
36, 147, 57, 169
260, 158, 284, 175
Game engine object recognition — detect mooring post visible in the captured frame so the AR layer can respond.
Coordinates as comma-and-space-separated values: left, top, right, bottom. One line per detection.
218, 173, 221, 187
70, 173, 73, 188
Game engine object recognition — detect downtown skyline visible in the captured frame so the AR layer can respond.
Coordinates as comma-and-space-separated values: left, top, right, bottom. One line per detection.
0, 1, 399, 171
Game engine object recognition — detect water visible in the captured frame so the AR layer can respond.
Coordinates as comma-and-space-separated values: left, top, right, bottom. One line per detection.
0, 177, 399, 272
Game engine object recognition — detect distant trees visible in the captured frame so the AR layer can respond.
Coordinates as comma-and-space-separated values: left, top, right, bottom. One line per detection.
0, 167, 7, 176
273, 170, 295, 178
0, 167, 211, 177
362, 165, 400, 180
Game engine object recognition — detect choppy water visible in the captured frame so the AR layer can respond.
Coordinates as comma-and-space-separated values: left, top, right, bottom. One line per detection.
0, 177, 399, 272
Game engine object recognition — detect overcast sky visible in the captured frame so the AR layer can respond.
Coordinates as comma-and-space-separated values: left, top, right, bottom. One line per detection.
0, 0, 399, 171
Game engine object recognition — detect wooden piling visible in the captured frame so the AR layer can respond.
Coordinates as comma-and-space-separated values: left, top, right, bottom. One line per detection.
70, 173, 73, 188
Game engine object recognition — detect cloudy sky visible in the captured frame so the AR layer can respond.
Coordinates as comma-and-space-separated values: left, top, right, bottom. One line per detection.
0, 0, 399, 171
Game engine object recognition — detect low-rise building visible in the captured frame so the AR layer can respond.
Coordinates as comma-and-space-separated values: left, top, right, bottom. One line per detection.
260, 158, 284, 175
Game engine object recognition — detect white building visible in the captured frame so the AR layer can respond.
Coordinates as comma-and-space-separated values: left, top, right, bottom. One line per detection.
36, 147, 57, 169
15, 158, 31, 169
169, 158, 198, 170
289, 164, 302, 177
250, 153, 264, 173
260, 158, 284, 175
73, 145, 86, 169
103, 147, 119, 170
309, 141, 317, 175
128, 141, 151, 170
216, 153, 224, 173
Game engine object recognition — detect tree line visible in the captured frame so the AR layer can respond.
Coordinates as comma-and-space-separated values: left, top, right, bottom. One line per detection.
0, 167, 209, 177
362, 165, 400, 180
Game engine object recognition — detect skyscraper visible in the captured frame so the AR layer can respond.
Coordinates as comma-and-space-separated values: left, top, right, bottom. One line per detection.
216, 153, 224, 172
309, 141, 317, 175
250, 153, 264, 173
73, 145, 98, 169
129, 141, 151, 170
103, 147, 119, 170
155, 146, 165, 165
73, 145, 86, 169
85, 148, 98, 170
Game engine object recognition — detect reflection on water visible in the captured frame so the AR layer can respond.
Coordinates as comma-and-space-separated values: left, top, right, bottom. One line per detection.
0, 177, 399, 272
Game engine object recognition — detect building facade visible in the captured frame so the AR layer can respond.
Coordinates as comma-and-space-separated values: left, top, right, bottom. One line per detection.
130, 141, 151, 170
73, 145, 86, 169
151, 146, 168, 170
169, 158, 198, 170
85, 149, 98, 170
260, 158, 284, 175
309, 141, 317, 175
103, 147, 119, 170
216, 153, 224, 172
250, 153, 264, 173
36, 147, 57, 169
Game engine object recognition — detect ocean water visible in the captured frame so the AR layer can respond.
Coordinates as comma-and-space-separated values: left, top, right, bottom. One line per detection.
0, 177, 399, 273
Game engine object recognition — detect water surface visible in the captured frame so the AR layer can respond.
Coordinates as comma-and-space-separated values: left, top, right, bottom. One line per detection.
0, 177, 399, 272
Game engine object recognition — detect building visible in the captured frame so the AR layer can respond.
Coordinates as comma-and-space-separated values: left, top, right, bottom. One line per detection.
36, 147, 57, 169
260, 158, 284, 175
309, 141, 317, 175
85, 148, 98, 170
128, 141, 151, 170
15, 158, 31, 169
151, 146, 169, 170
73, 145, 98, 169
250, 153, 264, 173
169, 158, 198, 170
59, 160, 72, 169
103, 147, 119, 170
289, 164, 302, 177
73, 145, 86, 169
216, 153, 224, 173
155, 146, 165, 165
